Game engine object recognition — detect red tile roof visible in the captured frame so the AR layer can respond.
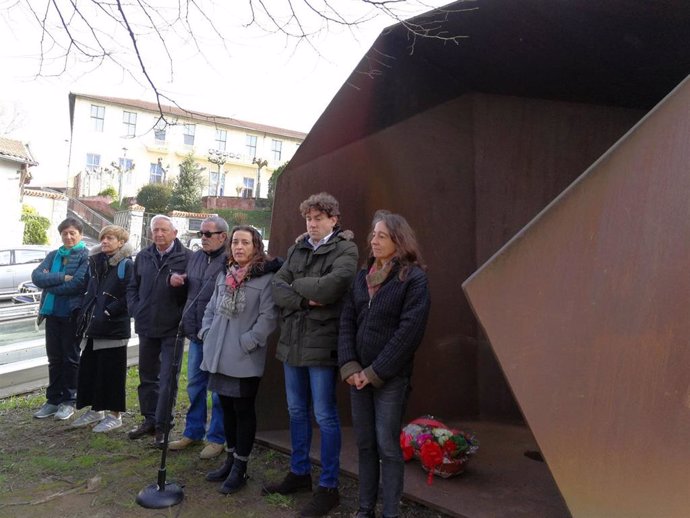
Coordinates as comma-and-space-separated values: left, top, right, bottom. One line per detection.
70, 93, 308, 140
0, 137, 38, 166
23, 188, 67, 200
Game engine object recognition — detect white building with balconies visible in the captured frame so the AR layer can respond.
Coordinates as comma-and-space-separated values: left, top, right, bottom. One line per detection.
67, 93, 306, 201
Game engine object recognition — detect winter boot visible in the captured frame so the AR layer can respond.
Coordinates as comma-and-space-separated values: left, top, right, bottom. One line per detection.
218, 457, 248, 495
206, 451, 234, 482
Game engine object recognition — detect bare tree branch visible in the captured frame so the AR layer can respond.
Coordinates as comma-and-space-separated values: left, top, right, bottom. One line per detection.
4, 0, 473, 117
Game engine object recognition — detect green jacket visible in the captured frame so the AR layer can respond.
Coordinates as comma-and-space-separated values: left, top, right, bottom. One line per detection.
272, 228, 358, 366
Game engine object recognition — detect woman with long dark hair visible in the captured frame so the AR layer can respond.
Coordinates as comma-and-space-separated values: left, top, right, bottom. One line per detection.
338, 211, 431, 518
199, 225, 282, 494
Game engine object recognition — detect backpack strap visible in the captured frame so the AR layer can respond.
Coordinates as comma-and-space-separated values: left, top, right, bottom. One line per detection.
117, 259, 131, 280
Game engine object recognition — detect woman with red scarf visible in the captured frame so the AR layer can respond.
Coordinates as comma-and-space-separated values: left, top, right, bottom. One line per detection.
198, 225, 282, 494
338, 212, 431, 518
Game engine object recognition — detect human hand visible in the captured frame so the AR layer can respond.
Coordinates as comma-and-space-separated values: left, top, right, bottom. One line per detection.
308, 300, 324, 307
346, 373, 358, 386
170, 273, 187, 287
355, 371, 371, 390
64, 275, 73, 282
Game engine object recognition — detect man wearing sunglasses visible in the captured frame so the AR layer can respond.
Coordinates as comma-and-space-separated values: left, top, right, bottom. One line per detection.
168, 216, 229, 461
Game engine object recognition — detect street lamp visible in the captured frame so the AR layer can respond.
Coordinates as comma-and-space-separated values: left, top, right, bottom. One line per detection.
111, 147, 135, 206
252, 157, 268, 200
208, 149, 229, 197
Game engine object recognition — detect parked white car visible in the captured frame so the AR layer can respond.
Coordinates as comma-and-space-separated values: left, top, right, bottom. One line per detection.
0, 246, 50, 296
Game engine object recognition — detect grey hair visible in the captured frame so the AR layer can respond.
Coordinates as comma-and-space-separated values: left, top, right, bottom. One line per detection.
150, 214, 177, 231
203, 216, 229, 233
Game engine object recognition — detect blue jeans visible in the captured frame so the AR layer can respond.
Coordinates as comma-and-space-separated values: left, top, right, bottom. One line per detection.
350, 376, 410, 518
283, 364, 341, 488
182, 340, 225, 444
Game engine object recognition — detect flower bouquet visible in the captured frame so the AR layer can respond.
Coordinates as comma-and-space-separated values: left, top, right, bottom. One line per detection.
400, 416, 479, 485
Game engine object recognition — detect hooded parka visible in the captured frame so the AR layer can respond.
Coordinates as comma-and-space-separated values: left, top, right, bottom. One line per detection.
272, 228, 358, 367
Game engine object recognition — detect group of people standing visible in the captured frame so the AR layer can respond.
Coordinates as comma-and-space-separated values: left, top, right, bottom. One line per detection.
30, 191, 431, 518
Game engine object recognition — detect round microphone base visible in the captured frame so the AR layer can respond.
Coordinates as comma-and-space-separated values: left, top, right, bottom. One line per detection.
136, 482, 184, 508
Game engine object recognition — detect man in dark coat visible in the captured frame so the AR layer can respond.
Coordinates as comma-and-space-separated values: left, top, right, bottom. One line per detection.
264, 192, 358, 517
126, 214, 192, 447
168, 216, 228, 460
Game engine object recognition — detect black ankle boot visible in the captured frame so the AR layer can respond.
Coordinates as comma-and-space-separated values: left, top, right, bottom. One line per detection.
206, 452, 234, 482
218, 458, 248, 495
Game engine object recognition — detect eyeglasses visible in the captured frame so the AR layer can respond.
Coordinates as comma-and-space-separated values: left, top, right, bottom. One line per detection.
197, 231, 224, 238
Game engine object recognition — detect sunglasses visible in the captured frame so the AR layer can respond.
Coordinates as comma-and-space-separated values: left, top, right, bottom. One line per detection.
197, 231, 224, 238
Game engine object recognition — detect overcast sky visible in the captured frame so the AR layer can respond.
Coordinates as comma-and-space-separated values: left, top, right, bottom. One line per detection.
0, 1, 450, 185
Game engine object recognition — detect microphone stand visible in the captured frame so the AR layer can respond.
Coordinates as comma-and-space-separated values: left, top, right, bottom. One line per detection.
135, 332, 185, 508
136, 265, 219, 509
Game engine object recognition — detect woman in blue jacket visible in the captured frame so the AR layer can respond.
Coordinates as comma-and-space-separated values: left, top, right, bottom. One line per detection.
338, 212, 431, 518
31, 217, 89, 421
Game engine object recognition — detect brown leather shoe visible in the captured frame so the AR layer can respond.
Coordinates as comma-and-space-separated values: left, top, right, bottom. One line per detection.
199, 442, 225, 459
128, 420, 155, 440
169, 436, 200, 451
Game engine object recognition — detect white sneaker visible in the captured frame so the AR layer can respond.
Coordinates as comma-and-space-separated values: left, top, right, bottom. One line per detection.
71, 410, 105, 428
54, 403, 75, 421
93, 415, 123, 433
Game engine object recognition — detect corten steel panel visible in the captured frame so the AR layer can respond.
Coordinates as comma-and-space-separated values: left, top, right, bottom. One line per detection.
260, 98, 478, 430
260, 93, 644, 429
472, 95, 643, 419
294, 0, 690, 169
463, 77, 690, 517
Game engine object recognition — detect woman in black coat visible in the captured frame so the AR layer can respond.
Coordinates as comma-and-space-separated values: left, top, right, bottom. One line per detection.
72, 225, 134, 433
338, 212, 431, 518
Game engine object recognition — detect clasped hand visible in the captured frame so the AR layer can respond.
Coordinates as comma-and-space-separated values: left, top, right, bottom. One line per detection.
346, 371, 370, 390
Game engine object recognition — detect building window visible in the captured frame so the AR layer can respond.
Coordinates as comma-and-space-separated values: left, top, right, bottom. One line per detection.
91, 104, 105, 132
119, 157, 134, 171
86, 153, 101, 171
149, 162, 164, 183
242, 177, 254, 198
183, 124, 196, 146
215, 129, 227, 151
123, 111, 137, 137
246, 134, 257, 159
188, 218, 203, 232
271, 139, 282, 162
154, 119, 166, 143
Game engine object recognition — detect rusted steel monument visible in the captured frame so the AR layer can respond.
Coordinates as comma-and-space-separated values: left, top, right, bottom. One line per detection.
258, 1, 690, 515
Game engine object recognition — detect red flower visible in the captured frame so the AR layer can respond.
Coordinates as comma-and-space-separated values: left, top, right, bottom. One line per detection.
400, 433, 414, 462
443, 439, 457, 457
420, 440, 443, 485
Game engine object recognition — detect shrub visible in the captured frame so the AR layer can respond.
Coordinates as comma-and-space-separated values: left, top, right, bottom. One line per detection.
97, 186, 118, 199
21, 205, 50, 244
136, 183, 173, 214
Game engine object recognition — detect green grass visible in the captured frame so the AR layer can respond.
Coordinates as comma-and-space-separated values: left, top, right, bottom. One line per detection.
0, 349, 447, 518
0, 391, 44, 411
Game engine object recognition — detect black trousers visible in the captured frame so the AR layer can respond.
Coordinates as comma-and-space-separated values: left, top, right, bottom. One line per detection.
136, 335, 184, 430
218, 394, 257, 458
45, 316, 81, 406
